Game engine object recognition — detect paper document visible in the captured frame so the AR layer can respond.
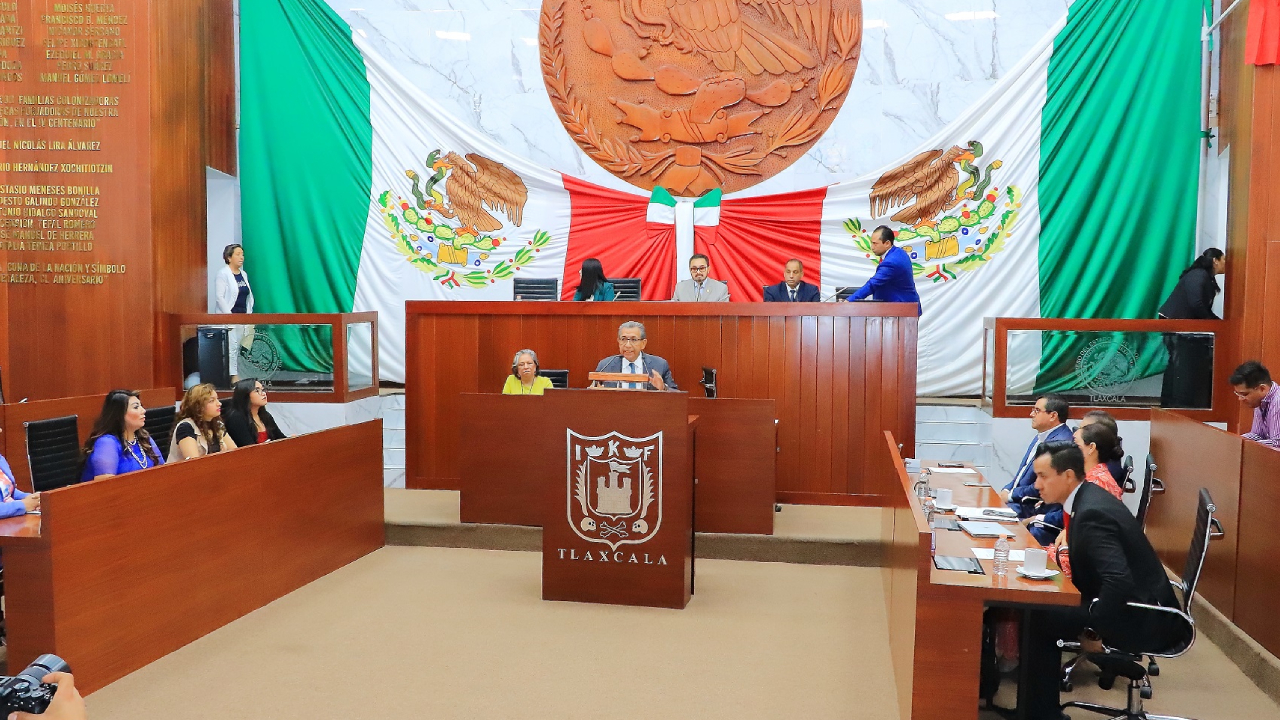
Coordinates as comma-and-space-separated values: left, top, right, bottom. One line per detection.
930, 467, 978, 474
958, 521, 1015, 538
971, 548, 1026, 562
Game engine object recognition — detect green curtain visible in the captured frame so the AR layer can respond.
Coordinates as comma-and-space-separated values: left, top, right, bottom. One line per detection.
1035, 0, 1203, 393
239, 0, 372, 372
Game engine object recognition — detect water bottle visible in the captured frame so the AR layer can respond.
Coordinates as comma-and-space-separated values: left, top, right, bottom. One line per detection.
993, 535, 1010, 577
922, 495, 936, 525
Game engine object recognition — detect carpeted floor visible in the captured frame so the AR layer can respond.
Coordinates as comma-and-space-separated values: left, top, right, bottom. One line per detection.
86, 547, 895, 720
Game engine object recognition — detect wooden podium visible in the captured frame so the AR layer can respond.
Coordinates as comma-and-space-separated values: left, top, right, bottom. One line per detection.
535, 390, 694, 609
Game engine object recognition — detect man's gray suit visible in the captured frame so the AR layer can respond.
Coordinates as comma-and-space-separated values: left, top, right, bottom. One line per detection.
671, 278, 730, 302
594, 354, 679, 390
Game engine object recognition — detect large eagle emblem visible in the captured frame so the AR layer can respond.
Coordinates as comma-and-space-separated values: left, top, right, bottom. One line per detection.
409, 150, 529, 237
869, 141, 981, 228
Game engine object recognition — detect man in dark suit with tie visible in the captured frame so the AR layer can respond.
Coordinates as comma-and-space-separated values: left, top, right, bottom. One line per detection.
763, 259, 821, 302
999, 394, 1072, 522
592, 321, 679, 391
1022, 441, 1187, 720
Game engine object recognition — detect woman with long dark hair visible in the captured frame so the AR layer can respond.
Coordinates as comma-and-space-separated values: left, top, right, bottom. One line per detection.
222, 378, 286, 447
80, 390, 164, 481
1158, 247, 1225, 409
572, 258, 615, 301
169, 384, 236, 461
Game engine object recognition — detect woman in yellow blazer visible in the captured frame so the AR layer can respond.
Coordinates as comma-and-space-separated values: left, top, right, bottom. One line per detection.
502, 349, 554, 395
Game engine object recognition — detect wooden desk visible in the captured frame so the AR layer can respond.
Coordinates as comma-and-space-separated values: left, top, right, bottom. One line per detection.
883, 432, 1078, 720
0, 421, 385, 693
406, 301, 918, 503
458, 393, 775, 535
0, 388, 177, 492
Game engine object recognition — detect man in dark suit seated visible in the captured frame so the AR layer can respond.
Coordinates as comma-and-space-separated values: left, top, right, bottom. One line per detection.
763, 259, 821, 302
999, 394, 1072, 522
1022, 441, 1186, 720
592, 321, 678, 391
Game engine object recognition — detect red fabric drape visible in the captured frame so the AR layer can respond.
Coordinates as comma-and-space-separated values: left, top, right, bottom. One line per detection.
1247, 0, 1280, 65
703, 187, 828, 302
560, 175, 675, 300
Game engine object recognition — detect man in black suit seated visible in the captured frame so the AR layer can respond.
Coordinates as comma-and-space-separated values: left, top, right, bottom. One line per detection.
763, 259, 821, 302
1022, 441, 1186, 720
592, 321, 678, 391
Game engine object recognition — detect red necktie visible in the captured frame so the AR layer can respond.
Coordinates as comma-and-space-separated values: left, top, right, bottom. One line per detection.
1063, 512, 1070, 537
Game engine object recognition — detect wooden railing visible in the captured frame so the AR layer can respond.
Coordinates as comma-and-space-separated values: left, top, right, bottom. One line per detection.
982, 317, 1229, 421
159, 312, 379, 403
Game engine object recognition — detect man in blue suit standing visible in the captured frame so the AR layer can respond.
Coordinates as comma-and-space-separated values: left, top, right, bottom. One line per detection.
847, 226, 922, 315
999, 394, 1072, 518
763, 259, 821, 302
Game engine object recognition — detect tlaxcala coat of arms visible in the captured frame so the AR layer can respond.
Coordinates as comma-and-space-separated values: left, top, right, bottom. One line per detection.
540, 0, 864, 196
568, 430, 663, 551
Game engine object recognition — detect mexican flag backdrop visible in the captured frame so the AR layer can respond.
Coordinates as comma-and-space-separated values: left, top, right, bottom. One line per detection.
239, 0, 1203, 396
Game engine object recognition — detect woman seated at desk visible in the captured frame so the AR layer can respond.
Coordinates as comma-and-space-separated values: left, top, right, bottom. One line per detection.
572, 258, 615, 301
223, 378, 287, 447
0, 454, 38, 518
502, 349, 554, 396
169, 384, 236, 462
80, 389, 165, 481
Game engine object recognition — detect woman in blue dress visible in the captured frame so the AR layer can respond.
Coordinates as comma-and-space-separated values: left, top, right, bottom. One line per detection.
80, 390, 165, 482
0, 454, 38, 518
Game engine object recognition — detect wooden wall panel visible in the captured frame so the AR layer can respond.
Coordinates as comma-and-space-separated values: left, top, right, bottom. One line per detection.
204, 0, 237, 175
1234, 440, 1280, 657
19, 420, 385, 692
1148, 409, 1242, 616
405, 302, 918, 501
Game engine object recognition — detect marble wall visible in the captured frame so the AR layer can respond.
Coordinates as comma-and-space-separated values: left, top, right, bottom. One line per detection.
330, 0, 1070, 195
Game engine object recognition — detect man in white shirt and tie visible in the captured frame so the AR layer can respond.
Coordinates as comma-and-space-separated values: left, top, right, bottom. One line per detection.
591, 321, 679, 391
671, 254, 730, 302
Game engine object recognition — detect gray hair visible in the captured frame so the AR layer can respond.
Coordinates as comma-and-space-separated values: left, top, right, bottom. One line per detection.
618, 321, 646, 340
512, 349, 538, 367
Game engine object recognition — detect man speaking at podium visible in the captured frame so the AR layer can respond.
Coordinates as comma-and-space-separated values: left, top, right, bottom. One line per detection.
847, 226, 922, 315
593, 321, 679, 391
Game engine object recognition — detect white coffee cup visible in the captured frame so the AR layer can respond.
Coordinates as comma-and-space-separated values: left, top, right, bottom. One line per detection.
1024, 547, 1048, 574
935, 487, 953, 507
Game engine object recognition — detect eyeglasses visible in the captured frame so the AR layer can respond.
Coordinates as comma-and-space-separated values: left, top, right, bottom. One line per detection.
1234, 388, 1254, 399
618, 336, 643, 344
1029, 407, 1045, 415
253, 387, 267, 395
689, 265, 708, 272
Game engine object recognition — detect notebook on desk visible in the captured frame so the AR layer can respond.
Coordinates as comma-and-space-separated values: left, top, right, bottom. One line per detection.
958, 521, 1015, 538
956, 506, 1019, 522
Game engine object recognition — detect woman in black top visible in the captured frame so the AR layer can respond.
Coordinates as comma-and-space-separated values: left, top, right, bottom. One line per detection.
1159, 248, 1225, 320
1159, 248, 1225, 409
223, 378, 286, 447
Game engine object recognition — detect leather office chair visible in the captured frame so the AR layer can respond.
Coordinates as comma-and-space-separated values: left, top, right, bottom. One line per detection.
611, 278, 642, 300
1059, 488, 1222, 720
25, 415, 81, 492
513, 277, 559, 301
538, 369, 569, 389
1120, 455, 1136, 493
1135, 454, 1160, 528
144, 405, 178, 460
699, 367, 717, 399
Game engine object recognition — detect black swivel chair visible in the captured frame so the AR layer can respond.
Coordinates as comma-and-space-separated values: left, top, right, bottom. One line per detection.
1059, 488, 1221, 720
538, 369, 570, 389
24, 415, 81, 492
612, 278, 642, 301
144, 405, 178, 460
1135, 454, 1161, 528
1120, 455, 1136, 493
699, 367, 717, 398
513, 277, 560, 301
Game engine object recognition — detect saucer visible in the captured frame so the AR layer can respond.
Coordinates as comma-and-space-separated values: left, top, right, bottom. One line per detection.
933, 502, 958, 512
1016, 566, 1060, 580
